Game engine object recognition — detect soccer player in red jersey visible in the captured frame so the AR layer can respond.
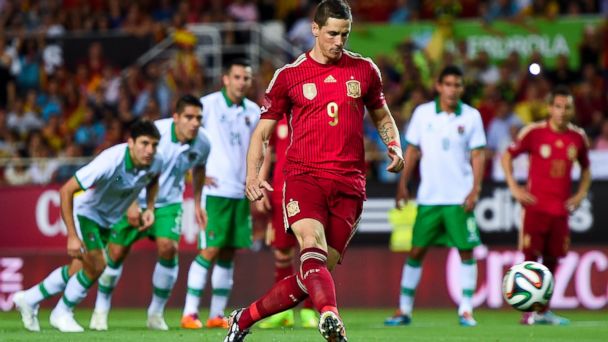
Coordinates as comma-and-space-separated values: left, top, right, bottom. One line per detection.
256, 118, 319, 329
502, 86, 591, 325
224, 1, 404, 341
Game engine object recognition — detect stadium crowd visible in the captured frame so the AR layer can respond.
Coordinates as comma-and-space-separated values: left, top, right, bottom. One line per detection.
0, 0, 607, 185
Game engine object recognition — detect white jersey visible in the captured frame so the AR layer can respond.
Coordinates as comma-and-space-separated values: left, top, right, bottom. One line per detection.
137, 118, 211, 208
406, 99, 486, 205
74, 143, 163, 227
201, 89, 260, 199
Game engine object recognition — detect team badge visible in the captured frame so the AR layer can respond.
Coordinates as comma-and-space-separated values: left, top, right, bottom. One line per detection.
457, 125, 465, 135
278, 124, 289, 139
303, 83, 317, 100
567, 144, 577, 160
346, 80, 361, 98
244, 116, 251, 127
286, 199, 300, 217
540, 144, 551, 158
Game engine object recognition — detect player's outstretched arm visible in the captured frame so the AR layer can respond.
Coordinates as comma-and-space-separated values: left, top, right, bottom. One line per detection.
192, 165, 208, 229
59, 177, 85, 258
369, 105, 404, 173
246, 119, 277, 201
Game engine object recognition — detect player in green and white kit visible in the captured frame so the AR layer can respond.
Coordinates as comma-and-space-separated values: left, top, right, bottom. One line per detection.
385, 66, 486, 327
181, 59, 260, 329
88, 95, 211, 331
14, 120, 163, 332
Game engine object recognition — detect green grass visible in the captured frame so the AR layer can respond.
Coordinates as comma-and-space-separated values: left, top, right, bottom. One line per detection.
1, 308, 607, 341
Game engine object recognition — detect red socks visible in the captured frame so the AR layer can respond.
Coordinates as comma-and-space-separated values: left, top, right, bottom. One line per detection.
298, 247, 338, 315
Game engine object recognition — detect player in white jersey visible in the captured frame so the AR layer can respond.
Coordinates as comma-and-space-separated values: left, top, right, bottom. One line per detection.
181, 59, 261, 329
89, 95, 211, 331
14, 120, 163, 332
385, 66, 486, 327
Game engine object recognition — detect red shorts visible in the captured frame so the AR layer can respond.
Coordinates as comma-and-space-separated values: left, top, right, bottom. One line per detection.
282, 175, 363, 262
268, 194, 298, 250
521, 209, 570, 259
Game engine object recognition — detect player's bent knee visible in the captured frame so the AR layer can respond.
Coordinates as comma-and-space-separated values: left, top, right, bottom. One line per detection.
157, 239, 178, 260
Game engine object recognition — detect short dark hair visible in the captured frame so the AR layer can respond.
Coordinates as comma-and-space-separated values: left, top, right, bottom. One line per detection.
548, 85, 573, 104
175, 94, 202, 114
438, 65, 464, 83
224, 58, 251, 74
313, 0, 352, 27
129, 119, 160, 140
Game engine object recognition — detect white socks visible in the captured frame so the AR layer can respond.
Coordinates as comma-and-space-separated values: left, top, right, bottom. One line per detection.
183, 255, 211, 316
209, 261, 233, 318
399, 259, 422, 316
148, 258, 179, 316
24, 265, 70, 307
94, 261, 123, 313
458, 259, 477, 315
54, 270, 94, 315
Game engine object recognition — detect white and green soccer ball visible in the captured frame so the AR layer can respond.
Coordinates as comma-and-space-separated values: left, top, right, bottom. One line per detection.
502, 261, 554, 312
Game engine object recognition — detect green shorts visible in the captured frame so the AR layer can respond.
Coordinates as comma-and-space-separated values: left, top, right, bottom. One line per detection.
412, 205, 481, 250
109, 203, 183, 246
76, 215, 111, 251
199, 195, 252, 249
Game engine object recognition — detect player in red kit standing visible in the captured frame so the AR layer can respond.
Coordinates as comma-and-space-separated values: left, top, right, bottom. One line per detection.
224, 1, 404, 341
502, 86, 591, 325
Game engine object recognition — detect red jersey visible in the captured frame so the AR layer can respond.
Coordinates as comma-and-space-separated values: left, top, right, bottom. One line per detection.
507, 121, 590, 216
260, 51, 386, 196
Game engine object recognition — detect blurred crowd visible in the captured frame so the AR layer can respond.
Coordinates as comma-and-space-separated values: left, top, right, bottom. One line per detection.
0, 0, 607, 186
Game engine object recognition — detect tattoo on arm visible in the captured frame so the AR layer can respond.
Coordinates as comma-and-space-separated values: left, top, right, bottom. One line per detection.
378, 121, 395, 145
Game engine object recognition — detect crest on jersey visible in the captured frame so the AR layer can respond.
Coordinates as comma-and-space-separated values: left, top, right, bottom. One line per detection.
567, 144, 577, 160
540, 144, 551, 158
303, 83, 317, 100
457, 125, 465, 135
346, 80, 361, 98
286, 199, 300, 217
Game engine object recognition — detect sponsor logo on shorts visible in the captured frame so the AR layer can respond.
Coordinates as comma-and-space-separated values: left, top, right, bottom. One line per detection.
286, 199, 300, 217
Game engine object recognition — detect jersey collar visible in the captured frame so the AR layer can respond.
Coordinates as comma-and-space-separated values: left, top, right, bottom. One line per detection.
171, 122, 195, 145
435, 97, 462, 116
221, 87, 245, 109
124, 146, 134, 171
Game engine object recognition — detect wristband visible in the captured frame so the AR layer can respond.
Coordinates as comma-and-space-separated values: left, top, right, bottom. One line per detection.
387, 141, 399, 148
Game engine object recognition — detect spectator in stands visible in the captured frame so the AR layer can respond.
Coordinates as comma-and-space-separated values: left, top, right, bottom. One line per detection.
4, 151, 32, 186
390, 0, 421, 23
546, 54, 579, 87
53, 143, 83, 183
594, 119, 608, 150
579, 26, 601, 68
483, 0, 521, 22
7, 97, 43, 137
17, 38, 42, 91
228, 0, 259, 22
487, 99, 523, 154
28, 141, 59, 185
41, 114, 64, 153
74, 106, 105, 155
515, 81, 548, 123
38, 78, 62, 121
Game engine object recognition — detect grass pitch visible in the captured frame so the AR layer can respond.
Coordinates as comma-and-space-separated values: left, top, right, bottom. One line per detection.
1, 308, 606, 341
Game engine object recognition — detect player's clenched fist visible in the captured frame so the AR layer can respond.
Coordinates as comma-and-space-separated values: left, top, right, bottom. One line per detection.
246, 177, 273, 201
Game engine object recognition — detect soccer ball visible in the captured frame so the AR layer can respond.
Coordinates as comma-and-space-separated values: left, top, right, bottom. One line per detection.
502, 261, 554, 312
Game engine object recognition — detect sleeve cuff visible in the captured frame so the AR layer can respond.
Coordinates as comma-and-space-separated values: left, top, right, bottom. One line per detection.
74, 174, 86, 191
